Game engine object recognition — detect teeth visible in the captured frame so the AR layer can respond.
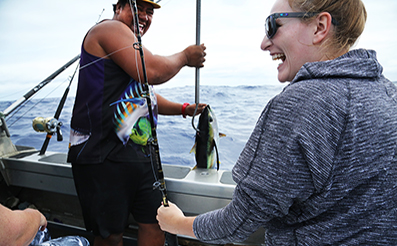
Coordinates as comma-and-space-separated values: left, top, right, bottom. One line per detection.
272, 53, 285, 61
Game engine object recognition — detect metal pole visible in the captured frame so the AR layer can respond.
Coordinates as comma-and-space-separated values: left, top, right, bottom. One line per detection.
195, 0, 201, 105
191, 0, 201, 131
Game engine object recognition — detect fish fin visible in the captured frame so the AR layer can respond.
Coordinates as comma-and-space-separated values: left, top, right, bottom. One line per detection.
189, 142, 197, 154
219, 132, 226, 138
213, 140, 220, 171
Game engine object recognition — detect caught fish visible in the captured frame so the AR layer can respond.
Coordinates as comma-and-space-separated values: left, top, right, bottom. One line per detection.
190, 105, 225, 170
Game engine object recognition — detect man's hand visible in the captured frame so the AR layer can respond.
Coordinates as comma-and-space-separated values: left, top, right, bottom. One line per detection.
186, 103, 207, 117
184, 44, 206, 68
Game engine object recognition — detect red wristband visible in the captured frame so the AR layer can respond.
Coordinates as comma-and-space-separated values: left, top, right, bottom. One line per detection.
182, 103, 190, 118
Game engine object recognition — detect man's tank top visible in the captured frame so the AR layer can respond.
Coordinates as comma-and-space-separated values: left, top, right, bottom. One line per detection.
67, 43, 157, 164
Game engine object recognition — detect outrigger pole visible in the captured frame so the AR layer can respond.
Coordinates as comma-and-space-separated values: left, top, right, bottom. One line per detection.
192, 0, 201, 132
3, 55, 80, 118
130, 1, 178, 245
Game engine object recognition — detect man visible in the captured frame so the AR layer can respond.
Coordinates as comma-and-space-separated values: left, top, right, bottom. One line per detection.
67, 0, 206, 245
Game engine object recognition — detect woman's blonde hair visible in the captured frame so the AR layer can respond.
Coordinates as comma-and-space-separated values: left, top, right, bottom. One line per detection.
288, 0, 367, 53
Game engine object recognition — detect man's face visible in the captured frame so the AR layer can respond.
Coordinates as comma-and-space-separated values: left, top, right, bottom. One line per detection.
136, 0, 154, 36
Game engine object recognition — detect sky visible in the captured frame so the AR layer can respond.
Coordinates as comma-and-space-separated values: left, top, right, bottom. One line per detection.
0, 0, 396, 102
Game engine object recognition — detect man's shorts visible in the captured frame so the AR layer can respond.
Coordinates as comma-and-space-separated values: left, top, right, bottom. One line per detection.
72, 159, 162, 239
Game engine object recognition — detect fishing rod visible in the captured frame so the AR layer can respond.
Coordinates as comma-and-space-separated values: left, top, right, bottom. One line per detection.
191, 0, 201, 132
35, 62, 80, 155
3, 55, 80, 118
129, 1, 178, 245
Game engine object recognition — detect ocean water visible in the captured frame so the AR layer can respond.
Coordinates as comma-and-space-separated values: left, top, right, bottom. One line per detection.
0, 85, 284, 170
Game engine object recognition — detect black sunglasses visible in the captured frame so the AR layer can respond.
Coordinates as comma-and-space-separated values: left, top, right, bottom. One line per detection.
265, 12, 338, 39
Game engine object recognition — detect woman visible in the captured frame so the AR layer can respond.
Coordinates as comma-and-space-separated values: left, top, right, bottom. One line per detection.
157, 0, 397, 245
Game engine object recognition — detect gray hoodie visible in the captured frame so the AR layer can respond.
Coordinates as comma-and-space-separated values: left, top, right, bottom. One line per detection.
194, 49, 397, 245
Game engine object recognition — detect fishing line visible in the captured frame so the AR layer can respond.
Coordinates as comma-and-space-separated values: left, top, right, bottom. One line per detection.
154, 0, 174, 8
148, 141, 161, 189
96, 8, 105, 24
79, 44, 136, 71
129, 2, 178, 245
191, 105, 199, 132
129, 1, 142, 84
39, 62, 80, 155
1, 90, 27, 101
80, 4, 142, 83
129, 0, 161, 186
5, 76, 74, 129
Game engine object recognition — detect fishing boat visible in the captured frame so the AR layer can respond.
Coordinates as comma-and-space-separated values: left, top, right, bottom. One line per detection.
0, 0, 269, 243
0, 1, 266, 243
0, 60, 265, 246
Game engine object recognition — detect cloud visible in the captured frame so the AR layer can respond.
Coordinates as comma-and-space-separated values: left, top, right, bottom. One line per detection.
0, 0, 396, 102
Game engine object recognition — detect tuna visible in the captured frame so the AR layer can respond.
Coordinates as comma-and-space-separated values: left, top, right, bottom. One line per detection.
190, 105, 225, 170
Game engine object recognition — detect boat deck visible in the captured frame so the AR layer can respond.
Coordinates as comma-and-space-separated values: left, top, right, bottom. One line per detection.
0, 144, 265, 245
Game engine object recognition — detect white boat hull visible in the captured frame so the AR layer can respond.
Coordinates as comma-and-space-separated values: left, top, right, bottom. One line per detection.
0, 136, 265, 245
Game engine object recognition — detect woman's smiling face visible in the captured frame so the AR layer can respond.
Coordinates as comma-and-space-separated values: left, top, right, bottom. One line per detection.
261, 0, 319, 82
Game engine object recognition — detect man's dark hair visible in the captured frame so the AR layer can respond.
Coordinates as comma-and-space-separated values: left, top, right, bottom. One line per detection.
113, 0, 129, 13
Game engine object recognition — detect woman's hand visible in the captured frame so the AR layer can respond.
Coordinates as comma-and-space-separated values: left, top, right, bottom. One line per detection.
157, 201, 185, 235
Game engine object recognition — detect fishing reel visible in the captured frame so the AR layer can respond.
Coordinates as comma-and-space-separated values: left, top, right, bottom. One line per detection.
0, 113, 11, 137
32, 117, 63, 141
